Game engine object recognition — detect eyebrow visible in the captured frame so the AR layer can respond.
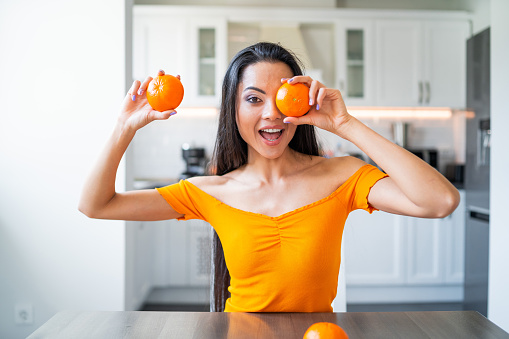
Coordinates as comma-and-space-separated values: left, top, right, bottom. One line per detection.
243, 86, 266, 94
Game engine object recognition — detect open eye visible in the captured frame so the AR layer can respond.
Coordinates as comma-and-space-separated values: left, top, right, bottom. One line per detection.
246, 96, 262, 104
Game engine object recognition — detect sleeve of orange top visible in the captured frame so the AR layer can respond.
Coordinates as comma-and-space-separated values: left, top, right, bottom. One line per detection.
155, 180, 206, 221
349, 164, 388, 213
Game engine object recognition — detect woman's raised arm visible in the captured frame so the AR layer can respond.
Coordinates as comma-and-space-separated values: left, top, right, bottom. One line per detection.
78, 75, 183, 221
283, 76, 460, 218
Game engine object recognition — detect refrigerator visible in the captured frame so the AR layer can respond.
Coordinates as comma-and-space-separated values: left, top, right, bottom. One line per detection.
463, 27, 490, 316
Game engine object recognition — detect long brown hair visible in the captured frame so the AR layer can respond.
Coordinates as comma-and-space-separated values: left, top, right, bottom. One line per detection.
209, 42, 320, 312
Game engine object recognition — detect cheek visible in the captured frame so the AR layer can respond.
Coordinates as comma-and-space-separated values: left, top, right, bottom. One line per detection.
287, 125, 297, 140
235, 108, 250, 140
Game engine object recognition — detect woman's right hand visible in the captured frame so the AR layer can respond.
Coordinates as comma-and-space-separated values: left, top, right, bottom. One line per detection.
118, 71, 179, 132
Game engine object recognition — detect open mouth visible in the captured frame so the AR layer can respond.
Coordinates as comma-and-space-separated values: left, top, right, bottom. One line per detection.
259, 128, 284, 142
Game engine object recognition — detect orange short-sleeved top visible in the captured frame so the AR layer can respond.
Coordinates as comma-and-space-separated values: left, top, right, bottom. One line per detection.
156, 164, 387, 312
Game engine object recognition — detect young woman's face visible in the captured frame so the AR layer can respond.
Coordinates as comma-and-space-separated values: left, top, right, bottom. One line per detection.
236, 61, 297, 160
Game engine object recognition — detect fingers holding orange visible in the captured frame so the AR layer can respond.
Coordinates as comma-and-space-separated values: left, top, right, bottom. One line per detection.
137, 76, 153, 96
148, 109, 176, 121
128, 80, 142, 101
282, 76, 324, 109
308, 79, 321, 107
285, 75, 313, 86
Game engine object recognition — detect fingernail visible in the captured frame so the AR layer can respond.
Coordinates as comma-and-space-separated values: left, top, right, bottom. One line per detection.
281, 78, 288, 81
170, 111, 177, 116
137, 89, 144, 95
309, 99, 313, 105
288, 78, 294, 83
131, 94, 136, 101
284, 120, 290, 123
316, 104, 320, 110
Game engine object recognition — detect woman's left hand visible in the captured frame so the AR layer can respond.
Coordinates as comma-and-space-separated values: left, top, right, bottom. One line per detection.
282, 76, 352, 136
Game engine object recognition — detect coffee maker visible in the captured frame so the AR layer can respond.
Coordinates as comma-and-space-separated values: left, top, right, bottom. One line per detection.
180, 143, 207, 179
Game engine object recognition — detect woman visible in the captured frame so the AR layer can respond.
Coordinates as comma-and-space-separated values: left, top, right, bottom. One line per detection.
79, 42, 459, 313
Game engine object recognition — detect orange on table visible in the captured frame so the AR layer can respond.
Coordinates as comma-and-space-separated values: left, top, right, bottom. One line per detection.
275, 82, 311, 117
146, 70, 184, 112
303, 322, 349, 339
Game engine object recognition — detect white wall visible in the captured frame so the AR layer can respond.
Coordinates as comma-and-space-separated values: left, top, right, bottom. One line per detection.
488, 0, 509, 332
0, 1, 128, 338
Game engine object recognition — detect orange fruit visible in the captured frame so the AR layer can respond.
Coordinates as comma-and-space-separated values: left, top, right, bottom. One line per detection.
275, 82, 311, 117
146, 72, 184, 112
303, 322, 349, 339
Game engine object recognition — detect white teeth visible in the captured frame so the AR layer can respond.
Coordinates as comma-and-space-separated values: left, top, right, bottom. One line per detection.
261, 129, 283, 133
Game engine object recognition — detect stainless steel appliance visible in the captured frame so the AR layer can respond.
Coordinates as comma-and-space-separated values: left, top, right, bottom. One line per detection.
464, 27, 490, 316
180, 143, 208, 179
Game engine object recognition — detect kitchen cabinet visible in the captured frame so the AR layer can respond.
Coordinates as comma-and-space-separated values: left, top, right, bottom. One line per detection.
166, 219, 211, 287
335, 19, 376, 106
133, 7, 227, 107
187, 18, 228, 107
375, 20, 470, 107
134, 6, 470, 110
343, 190, 465, 304
132, 14, 186, 92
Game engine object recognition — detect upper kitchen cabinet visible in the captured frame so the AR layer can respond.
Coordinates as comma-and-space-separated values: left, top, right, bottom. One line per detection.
188, 18, 227, 107
335, 20, 375, 106
132, 13, 186, 84
375, 19, 470, 107
133, 7, 227, 107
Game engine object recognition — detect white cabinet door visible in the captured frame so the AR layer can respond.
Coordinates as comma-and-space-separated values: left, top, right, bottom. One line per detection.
187, 18, 227, 107
375, 20, 423, 107
444, 190, 466, 284
375, 19, 469, 107
133, 14, 187, 83
344, 194, 466, 286
343, 210, 406, 285
423, 21, 470, 107
405, 216, 443, 284
165, 219, 211, 287
335, 19, 375, 106
187, 220, 212, 286
167, 220, 188, 286
133, 8, 227, 108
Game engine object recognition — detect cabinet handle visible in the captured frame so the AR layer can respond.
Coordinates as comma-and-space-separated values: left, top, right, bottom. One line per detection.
425, 81, 430, 104
418, 81, 423, 104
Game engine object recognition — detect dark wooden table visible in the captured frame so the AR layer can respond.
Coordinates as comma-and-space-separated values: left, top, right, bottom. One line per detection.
27, 310, 509, 339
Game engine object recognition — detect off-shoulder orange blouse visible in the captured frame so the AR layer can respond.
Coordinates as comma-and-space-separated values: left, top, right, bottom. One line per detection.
156, 164, 387, 312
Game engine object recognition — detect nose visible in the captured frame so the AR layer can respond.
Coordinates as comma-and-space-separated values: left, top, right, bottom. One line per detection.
262, 100, 283, 121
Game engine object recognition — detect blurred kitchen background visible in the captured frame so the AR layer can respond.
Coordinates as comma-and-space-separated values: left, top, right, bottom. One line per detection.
1, 0, 508, 338
129, 0, 474, 315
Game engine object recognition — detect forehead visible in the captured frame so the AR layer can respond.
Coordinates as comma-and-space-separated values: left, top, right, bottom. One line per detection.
239, 61, 294, 89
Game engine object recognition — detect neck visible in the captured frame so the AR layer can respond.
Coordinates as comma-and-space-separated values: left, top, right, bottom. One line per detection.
243, 147, 306, 184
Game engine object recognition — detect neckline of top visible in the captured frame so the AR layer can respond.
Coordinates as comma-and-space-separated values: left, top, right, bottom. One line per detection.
182, 164, 371, 220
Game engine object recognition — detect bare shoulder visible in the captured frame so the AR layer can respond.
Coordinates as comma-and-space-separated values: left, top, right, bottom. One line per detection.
186, 175, 231, 189
316, 155, 368, 179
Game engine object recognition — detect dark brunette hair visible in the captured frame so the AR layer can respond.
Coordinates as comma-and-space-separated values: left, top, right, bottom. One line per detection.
209, 42, 320, 312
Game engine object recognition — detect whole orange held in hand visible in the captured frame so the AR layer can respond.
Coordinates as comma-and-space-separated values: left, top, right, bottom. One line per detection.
303, 322, 349, 339
275, 81, 311, 117
146, 70, 184, 112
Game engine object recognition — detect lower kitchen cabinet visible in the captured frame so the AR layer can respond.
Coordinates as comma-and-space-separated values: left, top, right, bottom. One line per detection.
343, 190, 465, 304
166, 219, 212, 287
